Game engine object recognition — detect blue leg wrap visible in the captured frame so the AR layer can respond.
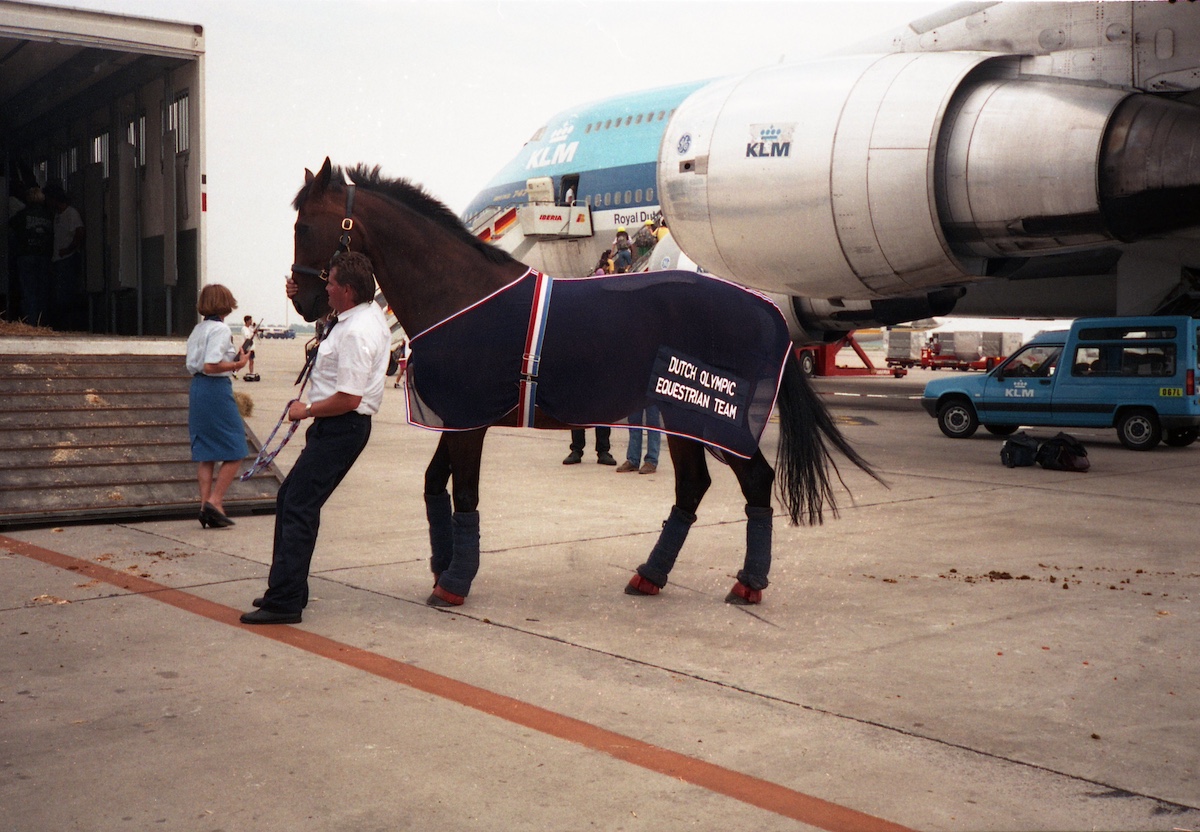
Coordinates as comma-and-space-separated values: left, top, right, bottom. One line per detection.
425, 491, 454, 578
637, 505, 696, 588
736, 505, 773, 591
437, 511, 480, 598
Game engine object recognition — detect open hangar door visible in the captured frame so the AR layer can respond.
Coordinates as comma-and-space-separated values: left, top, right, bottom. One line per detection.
0, 1, 205, 336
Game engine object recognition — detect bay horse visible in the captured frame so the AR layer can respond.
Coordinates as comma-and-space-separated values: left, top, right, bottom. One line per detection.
289, 159, 880, 607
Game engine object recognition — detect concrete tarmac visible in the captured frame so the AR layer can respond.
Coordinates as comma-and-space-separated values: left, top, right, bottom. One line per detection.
2, 338, 1197, 831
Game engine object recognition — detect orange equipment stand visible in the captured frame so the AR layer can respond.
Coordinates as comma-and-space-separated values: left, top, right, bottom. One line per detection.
796, 334, 906, 378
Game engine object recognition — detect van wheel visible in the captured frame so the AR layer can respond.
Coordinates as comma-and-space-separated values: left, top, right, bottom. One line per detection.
1165, 427, 1199, 447
1116, 409, 1161, 450
984, 425, 1018, 437
937, 399, 979, 438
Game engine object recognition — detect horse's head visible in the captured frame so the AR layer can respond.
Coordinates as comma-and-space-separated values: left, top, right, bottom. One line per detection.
292, 157, 528, 333
290, 157, 351, 321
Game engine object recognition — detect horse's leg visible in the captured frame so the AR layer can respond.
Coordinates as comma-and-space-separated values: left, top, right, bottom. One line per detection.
625, 437, 710, 596
423, 434, 454, 586
428, 428, 487, 607
725, 449, 776, 605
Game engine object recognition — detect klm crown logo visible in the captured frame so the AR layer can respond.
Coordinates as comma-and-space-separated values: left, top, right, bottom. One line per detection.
549, 122, 575, 144
746, 123, 794, 159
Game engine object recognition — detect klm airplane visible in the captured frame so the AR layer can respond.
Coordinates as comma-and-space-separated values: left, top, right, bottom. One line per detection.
463, 1, 1200, 343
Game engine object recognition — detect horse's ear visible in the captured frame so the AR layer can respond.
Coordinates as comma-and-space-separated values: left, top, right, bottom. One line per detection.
308, 157, 334, 194
304, 168, 315, 185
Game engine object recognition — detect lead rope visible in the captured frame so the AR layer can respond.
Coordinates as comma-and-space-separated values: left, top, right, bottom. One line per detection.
239, 315, 337, 481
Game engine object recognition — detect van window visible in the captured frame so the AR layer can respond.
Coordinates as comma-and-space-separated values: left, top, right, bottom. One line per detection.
1003, 345, 1062, 378
1078, 325, 1176, 341
1071, 343, 1175, 377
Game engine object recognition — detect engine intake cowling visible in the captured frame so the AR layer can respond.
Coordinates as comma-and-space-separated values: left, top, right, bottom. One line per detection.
659, 52, 995, 301
659, 52, 1200, 302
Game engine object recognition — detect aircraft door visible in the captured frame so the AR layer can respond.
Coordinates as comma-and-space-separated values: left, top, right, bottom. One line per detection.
978, 344, 1063, 426
559, 174, 579, 206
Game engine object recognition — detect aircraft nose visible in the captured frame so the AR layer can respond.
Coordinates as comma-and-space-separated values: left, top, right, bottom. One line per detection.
1100, 94, 1200, 240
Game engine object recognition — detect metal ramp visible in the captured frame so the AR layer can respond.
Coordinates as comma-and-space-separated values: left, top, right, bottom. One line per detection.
0, 341, 282, 528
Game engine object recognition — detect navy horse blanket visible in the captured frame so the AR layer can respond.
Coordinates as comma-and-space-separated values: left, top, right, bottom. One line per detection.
404, 269, 792, 458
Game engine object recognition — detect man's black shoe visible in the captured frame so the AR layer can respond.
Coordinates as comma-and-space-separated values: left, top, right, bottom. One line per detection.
252, 597, 265, 608
562, 450, 583, 465
597, 452, 617, 466
240, 608, 302, 625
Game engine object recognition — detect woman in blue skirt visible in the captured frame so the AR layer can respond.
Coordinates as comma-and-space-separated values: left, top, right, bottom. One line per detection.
185, 284, 249, 528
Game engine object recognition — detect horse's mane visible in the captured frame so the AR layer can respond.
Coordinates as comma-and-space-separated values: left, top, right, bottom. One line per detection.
293, 163, 516, 267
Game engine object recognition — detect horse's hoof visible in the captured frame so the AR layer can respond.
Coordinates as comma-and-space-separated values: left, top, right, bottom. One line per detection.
624, 574, 660, 596
427, 585, 465, 607
724, 581, 762, 605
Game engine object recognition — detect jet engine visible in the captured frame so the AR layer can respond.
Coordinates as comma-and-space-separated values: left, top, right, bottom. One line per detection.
658, 52, 1200, 306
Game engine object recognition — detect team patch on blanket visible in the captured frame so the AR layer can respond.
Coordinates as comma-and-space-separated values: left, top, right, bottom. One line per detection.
405, 269, 792, 458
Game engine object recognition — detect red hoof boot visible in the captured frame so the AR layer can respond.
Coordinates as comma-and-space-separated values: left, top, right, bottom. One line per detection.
427, 584, 465, 607
724, 581, 762, 605
624, 574, 661, 596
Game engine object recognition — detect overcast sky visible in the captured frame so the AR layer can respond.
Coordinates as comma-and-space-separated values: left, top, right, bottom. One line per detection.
40, 0, 944, 324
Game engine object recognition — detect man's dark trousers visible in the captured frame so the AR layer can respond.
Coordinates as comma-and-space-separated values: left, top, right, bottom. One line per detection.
262, 412, 371, 613
569, 426, 611, 455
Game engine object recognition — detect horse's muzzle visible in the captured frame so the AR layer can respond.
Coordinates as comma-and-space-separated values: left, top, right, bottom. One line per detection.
291, 293, 329, 323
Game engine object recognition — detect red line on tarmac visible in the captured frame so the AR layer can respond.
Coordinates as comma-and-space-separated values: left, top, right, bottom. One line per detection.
5, 534, 916, 832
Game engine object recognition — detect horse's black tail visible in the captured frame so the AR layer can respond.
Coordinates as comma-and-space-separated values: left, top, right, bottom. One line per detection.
775, 350, 884, 525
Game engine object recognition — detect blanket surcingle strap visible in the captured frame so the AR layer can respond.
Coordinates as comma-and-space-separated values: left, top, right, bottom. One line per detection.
404, 268, 793, 458
518, 270, 554, 429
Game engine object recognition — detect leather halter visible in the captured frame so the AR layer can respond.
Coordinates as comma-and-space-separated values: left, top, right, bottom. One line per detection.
291, 181, 357, 283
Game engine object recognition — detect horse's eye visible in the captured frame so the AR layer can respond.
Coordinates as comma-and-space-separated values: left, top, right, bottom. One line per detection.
295, 224, 310, 238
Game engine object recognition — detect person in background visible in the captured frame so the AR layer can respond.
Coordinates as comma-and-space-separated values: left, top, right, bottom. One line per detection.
563, 427, 616, 466
241, 314, 260, 381
655, 215, 670, 243
612, 227, 632, 273
43, 183, 84, 331
7, 185, 53, 325
393, 338, 408, 389
633, 219, 657, 260
616, 405, 661, 474
593, 249, 614, 275
185, 284, 248, 529
241, 251, 391, 625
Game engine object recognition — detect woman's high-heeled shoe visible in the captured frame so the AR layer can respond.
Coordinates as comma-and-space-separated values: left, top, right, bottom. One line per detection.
201, 502, 236, 528
198, 509, 210, 528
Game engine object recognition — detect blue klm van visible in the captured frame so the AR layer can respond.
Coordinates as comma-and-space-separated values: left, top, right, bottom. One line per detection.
921, 316, 1200, 450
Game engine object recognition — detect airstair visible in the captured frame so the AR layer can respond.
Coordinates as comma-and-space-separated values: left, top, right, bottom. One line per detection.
469, 176, 600, 277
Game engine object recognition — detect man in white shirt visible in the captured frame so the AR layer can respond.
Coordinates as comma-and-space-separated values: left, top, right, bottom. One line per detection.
240, 315, 260, 381
241, 252, 390, 624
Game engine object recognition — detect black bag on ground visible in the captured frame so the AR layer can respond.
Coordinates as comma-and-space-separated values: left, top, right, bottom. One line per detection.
1000, 432, 1040, 467
1035, 432, 1090, 472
